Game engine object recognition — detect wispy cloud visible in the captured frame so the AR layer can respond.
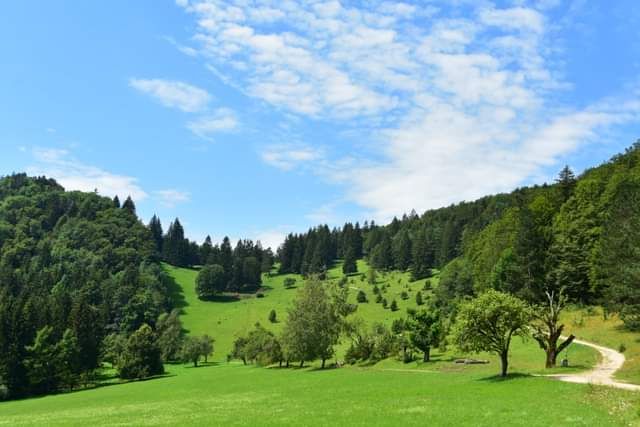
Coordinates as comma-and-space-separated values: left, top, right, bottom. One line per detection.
129, 78, 211, 112
260, 143, 325, 171
28, 147, 148, 200
186, 108, 238, 139
154, 189, 191, 207
176, 1, 640, 222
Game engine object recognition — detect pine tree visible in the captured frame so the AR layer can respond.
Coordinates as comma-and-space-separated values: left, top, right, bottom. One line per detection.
412, 228, 434, 281
148, 215, 163, 255
122, 196, 136, 215
556, 165, 576, 202
112, 195, 121, 208
342, 246, 357, 275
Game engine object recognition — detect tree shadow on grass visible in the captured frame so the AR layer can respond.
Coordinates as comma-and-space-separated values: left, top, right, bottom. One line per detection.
164, 271, 188, 311
477, 372, 534, 382
182, 361, 223, 369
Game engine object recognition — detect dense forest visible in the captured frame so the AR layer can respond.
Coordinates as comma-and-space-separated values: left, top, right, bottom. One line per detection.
0, 174, 271, 399
277, 142, 640, 326
2, 141, 639, 399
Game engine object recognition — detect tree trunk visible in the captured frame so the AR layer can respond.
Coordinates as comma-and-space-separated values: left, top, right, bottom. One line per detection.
321, 358, 326, 369
423, 347, 431, 362
545, 348, 557, 369
242, 357, 246, 366
286, 360, 290, 368
500, 351, 509, 377
194, 359, 198, 367
299, 360, 304, 368
279, 360, 283, 368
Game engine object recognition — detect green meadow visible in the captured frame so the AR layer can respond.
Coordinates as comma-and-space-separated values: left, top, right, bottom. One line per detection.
3, 261, 640, 426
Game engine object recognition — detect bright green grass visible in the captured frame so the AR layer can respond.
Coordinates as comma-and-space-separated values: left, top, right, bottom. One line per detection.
166, 260, 597, 376
3, 262, 638, 426
2, 362, 639, 426
165, 260, 439, 361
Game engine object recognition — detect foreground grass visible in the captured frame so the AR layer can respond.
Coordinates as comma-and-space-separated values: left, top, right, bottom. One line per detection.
2, 363, 638, 426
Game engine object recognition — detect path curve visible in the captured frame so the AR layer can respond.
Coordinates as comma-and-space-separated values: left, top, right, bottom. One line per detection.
546, 338, 640, 391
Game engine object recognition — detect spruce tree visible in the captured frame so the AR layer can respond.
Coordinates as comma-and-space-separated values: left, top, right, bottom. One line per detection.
122, 196, 136, 215
342, 246, 357, 275
148, 215, 163, 255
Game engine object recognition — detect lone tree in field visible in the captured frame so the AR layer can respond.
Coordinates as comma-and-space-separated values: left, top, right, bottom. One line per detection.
118, 324, 164, 379
407, 309, 441, 362
282, 277, 340, 368
196, 264, 226, 299
453, 290, 531, 377
532, 289, 575, 368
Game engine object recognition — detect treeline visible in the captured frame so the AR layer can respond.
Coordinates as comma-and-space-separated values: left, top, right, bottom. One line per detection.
433, 142, 640, 330
0, 174, 174, 399
276, 142, 640, 330
147, 216, 274, 294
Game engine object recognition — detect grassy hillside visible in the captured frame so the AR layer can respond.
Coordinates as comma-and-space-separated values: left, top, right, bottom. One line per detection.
166, 261, 599, 377
2, 362, 638, 426
563, 307, 640, 384
3, 262, 640, 426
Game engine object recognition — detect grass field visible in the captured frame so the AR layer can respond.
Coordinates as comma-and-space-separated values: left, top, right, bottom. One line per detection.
2, 362, 639, 426
2, 262, 640, 426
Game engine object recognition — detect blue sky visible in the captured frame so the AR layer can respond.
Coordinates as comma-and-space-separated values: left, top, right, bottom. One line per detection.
1, 1, 639, 249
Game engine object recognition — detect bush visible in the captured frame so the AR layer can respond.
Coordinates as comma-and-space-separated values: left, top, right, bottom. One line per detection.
390, 300, 398, 311
416, 291, 424, 305
256, 293, 265, 298
382, 298, 388, 309
283, 277, 296, 289
357, 290, 367, 303
423, 280, 432, 291
269, 309, 277, 323
375, 293, 383, 303
619, 343, 627, 353
400, 291, 409, 300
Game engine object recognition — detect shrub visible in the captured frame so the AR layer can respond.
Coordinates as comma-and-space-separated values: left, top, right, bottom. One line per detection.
283, 277, 296, 289
382, 298, 388, 309
390, 300, 398, 311
423, 280, 432, 291
256, 293, 265, 298
375, 293, 383, 304
357, 290, 367, 303
416, 291, 424, 305
400, 291, 409, 300
269, 309, 277, 323
619, 343, 627, 353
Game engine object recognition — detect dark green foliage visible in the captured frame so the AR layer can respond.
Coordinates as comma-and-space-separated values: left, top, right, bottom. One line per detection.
0, 174, 171, 399
390, 300, 398, 311
342, 246, 358, 275
345, 320, 401, 364
148, 215, 163, 255
400, 291, 409, 300
240, 324, 282, 366
283, 277, 296, 289
415, 291, 423, 306
356, 290, 367, 303
122, 196, 136, 215
118, 324, 164, 379
196, 264, 226, 300
268, 309, 277, 323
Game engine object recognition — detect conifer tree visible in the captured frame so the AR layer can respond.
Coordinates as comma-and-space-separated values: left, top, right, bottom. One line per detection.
122, 196, 136, 215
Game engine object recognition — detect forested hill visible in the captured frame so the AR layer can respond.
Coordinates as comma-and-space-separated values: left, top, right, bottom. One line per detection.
277, 142, 640, 326
0, 174, 173, 398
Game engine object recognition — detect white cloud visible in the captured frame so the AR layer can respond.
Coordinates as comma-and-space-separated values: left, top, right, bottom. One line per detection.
260, 144, 324, 171
176, 1, 640, 222
186, 108, 238, 139
28, 148, 148, 201
129, 78, 211, 112
154, 189, 191, 207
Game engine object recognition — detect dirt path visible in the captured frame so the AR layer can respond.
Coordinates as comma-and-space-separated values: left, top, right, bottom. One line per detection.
546, 338, 640, 391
